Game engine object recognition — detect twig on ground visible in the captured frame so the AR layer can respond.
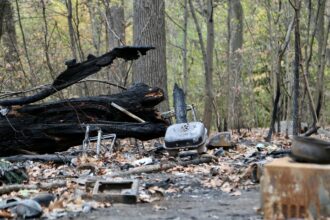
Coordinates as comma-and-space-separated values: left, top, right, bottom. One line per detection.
1, 154, 75, 164
109, 156, 214, 177
0, 181, 66, 195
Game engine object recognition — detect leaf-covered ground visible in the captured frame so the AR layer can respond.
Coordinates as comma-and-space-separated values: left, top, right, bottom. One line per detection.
1, 128, 328, 219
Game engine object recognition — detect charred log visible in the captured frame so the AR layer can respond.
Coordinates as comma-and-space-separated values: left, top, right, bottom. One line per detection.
0, 46, 154, 106
0, 83, 167, 156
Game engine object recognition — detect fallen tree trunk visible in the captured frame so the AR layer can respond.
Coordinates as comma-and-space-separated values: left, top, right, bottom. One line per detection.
0, 83, 168, 156
0, 46, 169, 156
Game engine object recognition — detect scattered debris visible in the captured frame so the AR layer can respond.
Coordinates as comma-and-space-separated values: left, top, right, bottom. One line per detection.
92, 179, 139, 204
0, 128, 310, 219
0, 160, 28, 184
132, 157, 154, 166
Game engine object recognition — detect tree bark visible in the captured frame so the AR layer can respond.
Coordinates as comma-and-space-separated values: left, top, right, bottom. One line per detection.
203, 0, 215, 132
0, 83, 167, 156
66, 0, 77, 61
107, 4, 127, 94
133, 0, 169, 111
15, 0, 32, 74
1, 0, 18, 64
86, 0, 101, 56
41, 0, 55, 79
292, 0, 301, 136
315, 0, 329, 119
227, 0, 243, 130
0, 0, 6, 39
183, 0, 189, 94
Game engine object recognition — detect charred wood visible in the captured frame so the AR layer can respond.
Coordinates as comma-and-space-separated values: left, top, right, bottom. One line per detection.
0, 83, 167, 156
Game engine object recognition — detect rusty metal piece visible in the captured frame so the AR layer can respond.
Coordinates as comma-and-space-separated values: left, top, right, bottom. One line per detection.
261, 157, 330, 219
92, 179, 139, 204
291, 136, 330, 163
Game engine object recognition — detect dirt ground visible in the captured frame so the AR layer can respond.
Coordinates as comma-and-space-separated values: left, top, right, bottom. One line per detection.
62, 172, 262, 220
71, 190, 261, 220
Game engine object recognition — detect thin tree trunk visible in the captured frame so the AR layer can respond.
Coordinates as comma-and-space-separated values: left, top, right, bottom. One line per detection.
86, 0, 101, 56
41, 0, 55, 79
106, 4, 126, 94
66, 0, 77, 60
227, 0, 243, 130
292, 0, 301, 136
316, 0, 329, 118
15, 0, 32, 75
2, 0, 18, 64
74, 0, 85, 61
183, 0, 189, 94
203, 0, 214, 132
189, 0, 214, 132
0, 1, 6, 39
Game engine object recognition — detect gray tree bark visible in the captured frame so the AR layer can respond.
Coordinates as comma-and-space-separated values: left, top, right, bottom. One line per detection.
66, 0, 77, 61
227, 0, 243, 130
292, 0, 301, 136
183, 0, 189, 94
87, 0, 102, 56
1, 0, 18, 64
132, 0, 169, 111
204, 0, 215, 132
315, 0, 329, 118
106, 4, 127, 94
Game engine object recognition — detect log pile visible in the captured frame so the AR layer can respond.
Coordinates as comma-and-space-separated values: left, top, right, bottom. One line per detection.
0, 46, 168, 156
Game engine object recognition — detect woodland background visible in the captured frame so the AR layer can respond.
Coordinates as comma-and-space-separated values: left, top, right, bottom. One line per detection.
0, 0, 329, 138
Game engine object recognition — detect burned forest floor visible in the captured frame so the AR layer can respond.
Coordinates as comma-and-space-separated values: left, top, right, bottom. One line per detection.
1, 128, 329, 219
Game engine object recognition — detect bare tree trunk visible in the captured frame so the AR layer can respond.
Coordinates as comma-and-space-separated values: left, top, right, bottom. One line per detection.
316, 0, 329, 118
74, 0, 85, 61
227, 0, 243, 130
15, 0, 32, 74
189, 0, 214, 131
133, 0, 168, 111
2, 0, 18, 64
0, 1, 6, 39
203, 0, 214, 132
106, 4, 127, 94
183, 0, 189, 94
65, 0, 88, 96
41, 0, 55, 79
292, 0, 301, 136
66, 0, 77, 61
86, 0, 101, 56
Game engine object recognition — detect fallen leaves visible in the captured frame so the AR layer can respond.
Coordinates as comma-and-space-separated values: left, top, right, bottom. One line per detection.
0, 128, 297, 218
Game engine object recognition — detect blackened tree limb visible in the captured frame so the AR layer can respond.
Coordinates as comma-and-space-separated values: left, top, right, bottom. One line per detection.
0, 122, 167, 156
0, 83, 167, 156
0, 46, 154, 106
